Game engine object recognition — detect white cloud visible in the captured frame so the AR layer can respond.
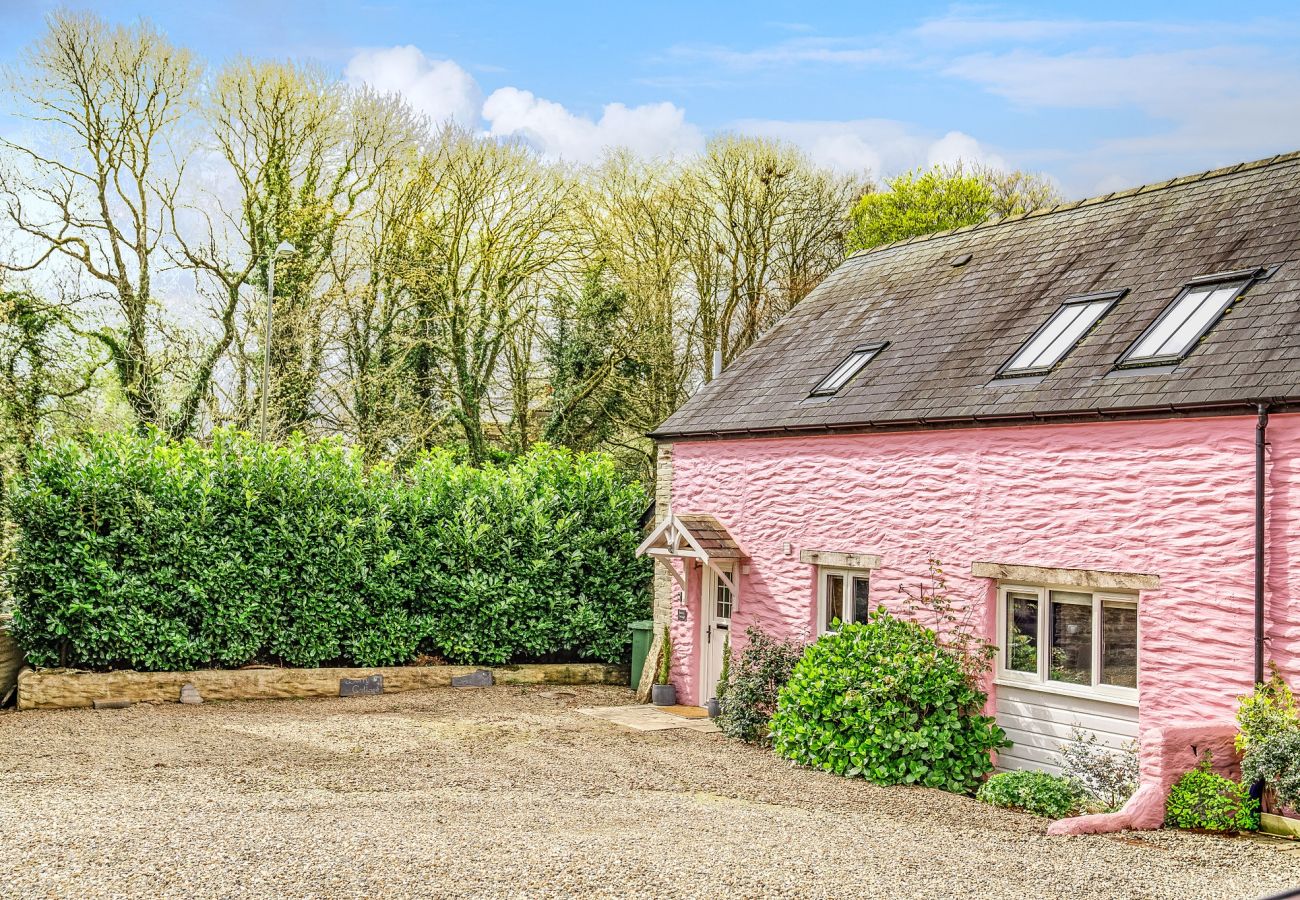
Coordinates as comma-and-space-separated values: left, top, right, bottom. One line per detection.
344, 45, 482, 128
730, 118, 1005, 179
482, 88, 704, 163
925, 130, 1006, 171
664, 37, 895, 71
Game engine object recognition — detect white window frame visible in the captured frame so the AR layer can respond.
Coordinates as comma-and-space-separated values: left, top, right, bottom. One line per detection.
1117, 269, 1260, 367
994, 582, 1139, 705
809, 342, 888, 397
997, 291, 1122, 378
816, 566, 872, 634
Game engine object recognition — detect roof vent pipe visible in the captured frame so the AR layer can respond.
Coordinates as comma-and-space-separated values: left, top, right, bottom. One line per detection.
1254, 402, 1269, 685
712, 340, 723, 380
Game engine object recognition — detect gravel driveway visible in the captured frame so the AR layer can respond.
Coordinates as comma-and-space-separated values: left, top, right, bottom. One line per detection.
0, 685, 1295, 899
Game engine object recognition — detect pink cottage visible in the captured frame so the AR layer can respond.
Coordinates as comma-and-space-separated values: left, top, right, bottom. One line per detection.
636, 152, 1300, 833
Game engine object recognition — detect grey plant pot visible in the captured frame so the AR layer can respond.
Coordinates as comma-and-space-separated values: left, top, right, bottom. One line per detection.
706, 697, 721, 718
651, 683, 676, 706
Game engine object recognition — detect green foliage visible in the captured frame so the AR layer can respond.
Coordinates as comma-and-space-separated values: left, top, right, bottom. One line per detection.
1242, 732, 1300, 812
1058, 728, 1139, 812
846, 167, 993, 253
542, 268, 641, 454
1236, 667, 1300, 753
8, 428, 650, 670
716, 633, 730, 700
976, 770, 1082, 819
769, 610, 1008, 793
845, 163, 1060, 254
717, 626, 805, 744
656, 624, 672, 684
1164, 753, 1259, 832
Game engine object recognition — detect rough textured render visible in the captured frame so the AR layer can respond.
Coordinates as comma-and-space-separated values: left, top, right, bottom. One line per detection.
1047, 724, 1241, 835
656, 152, 1300, 439
661, 414, 1300, 826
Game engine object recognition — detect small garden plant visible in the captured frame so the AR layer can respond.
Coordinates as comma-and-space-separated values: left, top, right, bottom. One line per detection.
1242, 732, 1300, 813
1059, 729, 1139, 812
977, 771, 1082, 819
716, 626, 805, 744
656, 625, 673, 685
1164, 752, 1259, 832
770, 609, 1008, 794
1236, 667, 1300, 753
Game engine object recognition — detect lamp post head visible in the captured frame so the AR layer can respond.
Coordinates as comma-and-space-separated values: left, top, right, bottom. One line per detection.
274, 240, 297, 258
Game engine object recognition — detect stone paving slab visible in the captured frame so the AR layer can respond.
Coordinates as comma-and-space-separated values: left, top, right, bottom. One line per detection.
578, 704, 720, 733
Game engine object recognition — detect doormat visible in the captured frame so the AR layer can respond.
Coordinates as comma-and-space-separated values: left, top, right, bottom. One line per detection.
659, 705, 710, 719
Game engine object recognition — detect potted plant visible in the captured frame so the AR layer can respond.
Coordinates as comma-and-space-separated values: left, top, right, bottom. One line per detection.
651, 625, 676, 706
706, 634, 730, 718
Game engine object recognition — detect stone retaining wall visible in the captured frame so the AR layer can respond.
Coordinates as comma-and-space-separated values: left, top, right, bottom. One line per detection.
17, 662, 627, 711
0, 614, 23, 704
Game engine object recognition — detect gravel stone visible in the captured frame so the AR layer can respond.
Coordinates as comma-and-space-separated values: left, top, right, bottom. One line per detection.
0, 685, 1296, 899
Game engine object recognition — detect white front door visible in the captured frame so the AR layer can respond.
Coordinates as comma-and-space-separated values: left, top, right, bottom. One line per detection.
700, 565, 734, 705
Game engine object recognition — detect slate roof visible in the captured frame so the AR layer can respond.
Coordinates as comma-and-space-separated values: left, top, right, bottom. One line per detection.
653, 152, 1300, 440
674, 514, 743, 557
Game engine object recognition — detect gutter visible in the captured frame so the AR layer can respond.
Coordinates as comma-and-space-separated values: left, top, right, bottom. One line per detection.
1255, 402, 1270, 685
650, 398, 1300, 443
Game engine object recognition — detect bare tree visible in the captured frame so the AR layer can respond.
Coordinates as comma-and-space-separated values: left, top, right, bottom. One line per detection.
396, 130, 573, 464
0, 11, 219, 438
201, 59, 418, 438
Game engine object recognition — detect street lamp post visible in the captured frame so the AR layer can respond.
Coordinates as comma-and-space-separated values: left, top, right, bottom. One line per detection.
259, 240, 296, 442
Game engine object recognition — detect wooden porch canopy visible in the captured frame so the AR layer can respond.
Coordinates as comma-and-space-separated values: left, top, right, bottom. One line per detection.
636, 511, 744, 593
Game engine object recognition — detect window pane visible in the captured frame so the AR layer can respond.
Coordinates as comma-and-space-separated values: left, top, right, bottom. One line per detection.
715, 574, 733, 619
852, 576, 870, 624
1005, 299, 1111, 373
1006, 592, 1039, 673
1008, 305, 1084, 371
1049, 591, 1092, 685
812, 345, 884, 396
1102, 602, 1138, 688
1032, 301, 1109, 368
1130, 281, 1245, 362
824, 573, 844, 629
1155, 285, 1238, 358
1131, 289, 1209, 358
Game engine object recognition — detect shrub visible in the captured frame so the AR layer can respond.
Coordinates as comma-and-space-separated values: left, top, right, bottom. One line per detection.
977, 770, 1082, 819
656, 624, 672, 684
769, 610, 1008, 793
1242, 732, 1300, 813
1236, 667, 1300, 754
1164, 752, 1259, 832
1059, 729, 1139, 812
9, 429, 650, 670
717, 626, 805, 744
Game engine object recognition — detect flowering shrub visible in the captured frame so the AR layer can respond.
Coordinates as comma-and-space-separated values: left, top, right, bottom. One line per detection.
716, 626, 805, 744
1059, 729, 1139, 812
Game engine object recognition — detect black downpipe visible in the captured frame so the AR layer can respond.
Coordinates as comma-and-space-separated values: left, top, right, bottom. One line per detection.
1254, 403, 1269, 685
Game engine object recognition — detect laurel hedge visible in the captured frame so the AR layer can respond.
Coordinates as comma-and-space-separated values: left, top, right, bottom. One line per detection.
7, 429, 650, 671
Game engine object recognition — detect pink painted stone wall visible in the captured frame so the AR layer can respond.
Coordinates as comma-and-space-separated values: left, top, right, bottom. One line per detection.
666, 414, 1300, 759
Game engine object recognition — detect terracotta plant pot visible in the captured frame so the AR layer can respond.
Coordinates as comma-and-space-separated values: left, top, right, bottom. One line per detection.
651, 683, 676, 706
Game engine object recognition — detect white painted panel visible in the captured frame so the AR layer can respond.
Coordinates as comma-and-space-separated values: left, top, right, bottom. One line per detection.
994, 684, 1138, 775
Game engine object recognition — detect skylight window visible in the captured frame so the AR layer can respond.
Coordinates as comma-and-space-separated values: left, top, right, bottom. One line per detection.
1118, 270, 1260, 367
999, 292, 1121, 377
810, 342, 887, 397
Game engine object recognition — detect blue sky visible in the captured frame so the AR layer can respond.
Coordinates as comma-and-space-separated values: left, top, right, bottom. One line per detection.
3, 1, 1300, 196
